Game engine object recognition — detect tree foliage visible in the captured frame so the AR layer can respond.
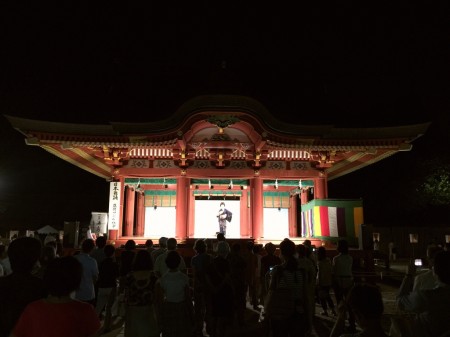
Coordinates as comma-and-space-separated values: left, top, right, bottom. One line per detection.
416, 160, 450, 206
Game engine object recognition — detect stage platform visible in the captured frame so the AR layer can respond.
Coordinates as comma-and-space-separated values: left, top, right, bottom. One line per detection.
112, 236, 330, 249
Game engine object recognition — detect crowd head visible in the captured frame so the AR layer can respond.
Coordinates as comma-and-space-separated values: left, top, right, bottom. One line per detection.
8, 237, 42, 273
337, 239, 349, 254
346, 283, 384, 324
280, 238, 296, 259
217, 241, 230, 258
44, 256, 82, 297
194, 239, 207, 253
165, 250, 182, 269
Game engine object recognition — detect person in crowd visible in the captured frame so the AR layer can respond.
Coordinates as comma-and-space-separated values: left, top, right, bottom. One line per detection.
444, 242, 450, 251
303, 239, 318, 268
91, 236, 107, 266
0, 237, 46, 337
330, 283, 389, 337
145, 239, 155, 256
413, 245, 442, 291
190, 239, 213, 337
227, 242, 247, 326
123, 249, 160, 337
43, 234, 56, 247
212, 232, 226, 255
151, 237, 168, 263
55, 239, 64, 257
266, 238, 309, 337
156, 250, 193, 337
261, 242, 282, 304
204, 239, 214, 256
34, 244, 57, 279
397, 250, 450, 337
10, 256, 101, 337
74, 239, 99, 305
154, 237, 186, 278
0, 244, 12, 275
332, 239, 356, 333
316, 246, 336, 317
297, 244, 317, 336
44, 240, 57, 252
95, 244, 119, 332
205, 241, 234, 337
118, 239, 137, 294
252, 243, 264, 308
90, 236, 107, 305
242, 241, 258, 311
388, 241, 397, 262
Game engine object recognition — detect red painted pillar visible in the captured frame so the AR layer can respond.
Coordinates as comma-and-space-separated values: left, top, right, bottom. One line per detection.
187, 187, 195, 237
251, 176, 264, 239
123, 186, 135, 236
108, 230, 118, 242
314, 176, 328, 199
240, 188, 249, 237
176, 176, 188, 239
288, 196, 298, 237
135, 192, 145, 236
301, 190, 309, 205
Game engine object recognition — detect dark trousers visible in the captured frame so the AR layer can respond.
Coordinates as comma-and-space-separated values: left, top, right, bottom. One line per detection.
334, 284, 355, 329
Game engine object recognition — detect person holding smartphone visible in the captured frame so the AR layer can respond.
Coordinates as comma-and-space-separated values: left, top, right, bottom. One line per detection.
261, 243, 281, 306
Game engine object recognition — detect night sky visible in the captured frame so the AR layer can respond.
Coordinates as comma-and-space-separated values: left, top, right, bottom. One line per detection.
1, 2, 449, 232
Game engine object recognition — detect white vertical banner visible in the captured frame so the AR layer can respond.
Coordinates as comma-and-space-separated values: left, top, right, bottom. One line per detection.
90, 212, 108, 235
108, 181, 122, 230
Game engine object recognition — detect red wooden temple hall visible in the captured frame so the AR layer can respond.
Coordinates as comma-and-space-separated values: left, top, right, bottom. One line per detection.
6, 95, 429, 244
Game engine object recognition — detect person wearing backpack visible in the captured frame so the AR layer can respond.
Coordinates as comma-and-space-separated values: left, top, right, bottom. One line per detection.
265, 239, 308, 337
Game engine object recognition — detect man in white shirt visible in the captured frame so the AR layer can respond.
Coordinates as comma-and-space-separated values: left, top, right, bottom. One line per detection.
154, 237, 186, 278
151, 236, 168, 263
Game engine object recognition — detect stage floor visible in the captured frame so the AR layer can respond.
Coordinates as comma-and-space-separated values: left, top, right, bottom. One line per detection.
112, 236, 330, 249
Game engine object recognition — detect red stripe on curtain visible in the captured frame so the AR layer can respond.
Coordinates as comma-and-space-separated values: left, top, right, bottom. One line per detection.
320, 206, 330, 236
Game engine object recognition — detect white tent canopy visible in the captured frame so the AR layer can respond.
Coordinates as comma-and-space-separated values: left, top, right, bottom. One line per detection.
36, 225, 59, 234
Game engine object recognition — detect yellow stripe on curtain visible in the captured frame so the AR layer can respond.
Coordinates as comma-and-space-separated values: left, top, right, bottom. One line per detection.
313, 206, 322, 237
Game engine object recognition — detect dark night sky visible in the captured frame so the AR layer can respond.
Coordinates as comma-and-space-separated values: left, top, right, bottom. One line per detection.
1, 2, 449, 232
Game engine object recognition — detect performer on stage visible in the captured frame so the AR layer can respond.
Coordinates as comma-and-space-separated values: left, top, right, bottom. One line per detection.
216, 202, 232, 236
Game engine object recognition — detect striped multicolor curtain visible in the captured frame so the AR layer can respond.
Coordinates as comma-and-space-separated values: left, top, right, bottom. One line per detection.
301, 200, 364, 239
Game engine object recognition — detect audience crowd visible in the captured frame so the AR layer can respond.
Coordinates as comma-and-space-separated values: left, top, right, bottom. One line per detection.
0, 232, 449, 337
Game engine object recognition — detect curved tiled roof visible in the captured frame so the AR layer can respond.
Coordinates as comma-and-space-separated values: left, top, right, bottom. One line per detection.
4, 95, 431, 182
